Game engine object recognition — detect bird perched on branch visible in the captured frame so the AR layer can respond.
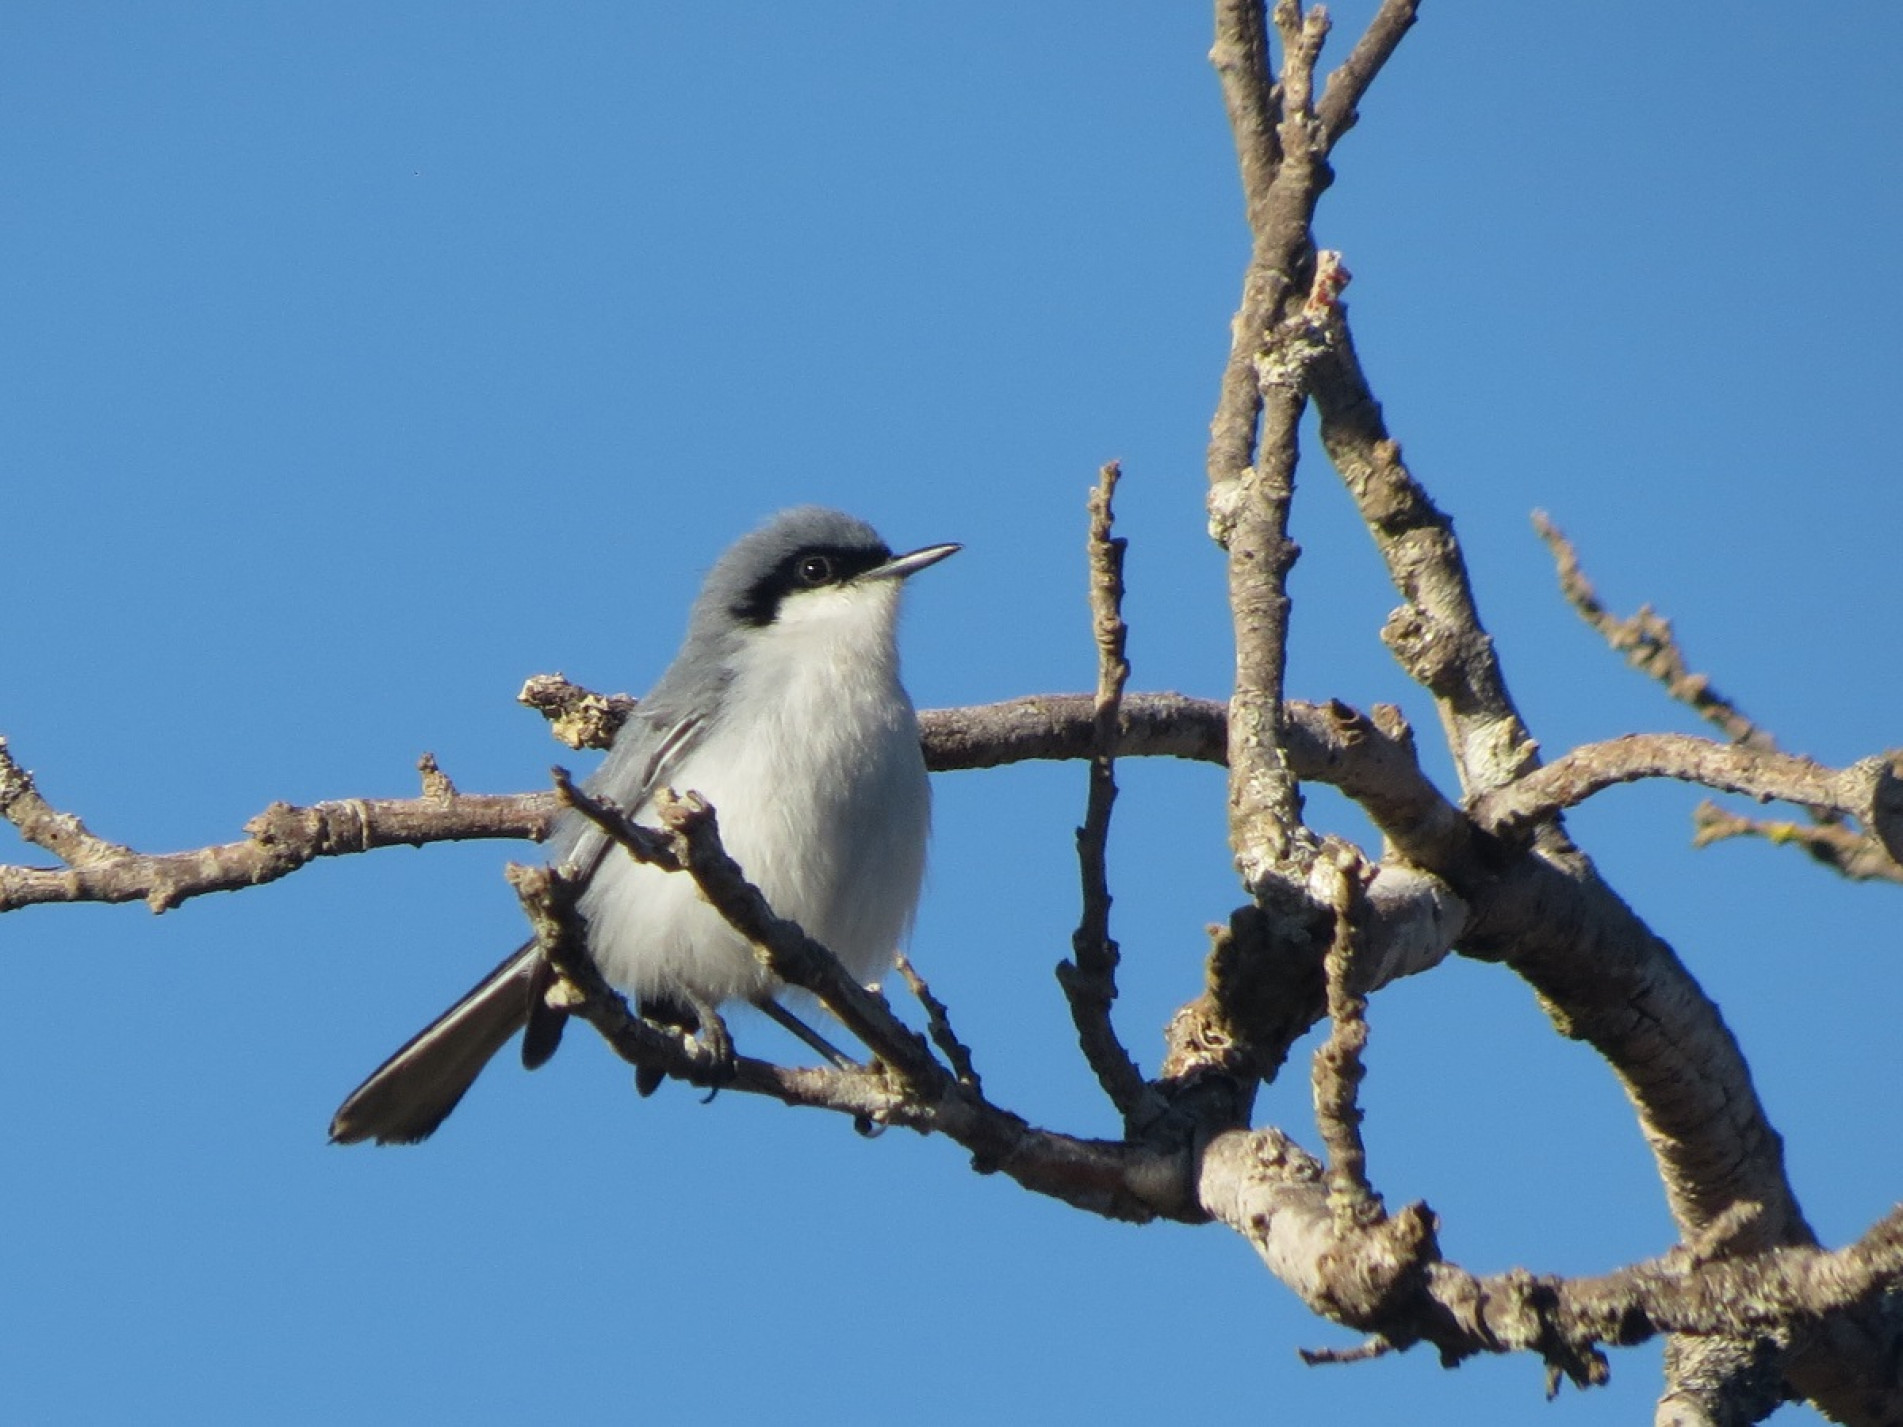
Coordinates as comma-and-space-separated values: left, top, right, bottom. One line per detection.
330, 506, 958, 1144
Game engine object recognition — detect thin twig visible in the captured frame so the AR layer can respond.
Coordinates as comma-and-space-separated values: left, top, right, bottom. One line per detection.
1310, 840, 1382, 1229
0, 735, 135, 865
1209, 0, 1280, 235
1532, 513, 1777, 754
1314, 0, 1420, 151
1299, 1335, 1398, 1367
0, 746, 554, 914
550, 765, 678, 867
1693, 802, 1903, 885
1271, 1, 1330, 119
1533, 513, 1903, 885
1058, 463, 1149, 1122
895, 952, 981, 1091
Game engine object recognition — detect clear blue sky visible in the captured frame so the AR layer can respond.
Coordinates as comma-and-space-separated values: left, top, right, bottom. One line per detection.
4, 5, 1898, 1424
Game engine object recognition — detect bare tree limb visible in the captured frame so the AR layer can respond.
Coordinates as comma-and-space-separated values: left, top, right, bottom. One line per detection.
1314, 0, 1420, 150
1310, 840, 1382, 1229
1309, 308, 1542, 797
895, 952, 982, 1091
0, 695, 1403, 914
641, 788, 949, 1098
1456, 846, 1810, 1249
1533, 513, 1776, 754
530, 773, 1198, 1224
1058, 462, 1151, 1123
919, 692, 1226, 769
1298, 292, 1867, 1412
1199, 1128, 1903, 1394
516, 883, 1191, 1225
1693, 802, 1903, 886
0, 742, 553, 913
1206, 0, 1334, 895
13, 695, 1887, 925
1476, 734, 1903, 865
1185, 1, 1414, 1107
1288, 283, 1852, 1407
1534, 512, 1903, 889
0, 734, 136, 865
1208, 0, 1280, 235
502, 858, 725, 1092
1656, 1335, 1788, 1427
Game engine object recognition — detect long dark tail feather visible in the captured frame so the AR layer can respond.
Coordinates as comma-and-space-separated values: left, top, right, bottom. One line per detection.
520, 954, 569, 1070
329, 942, 543, 1146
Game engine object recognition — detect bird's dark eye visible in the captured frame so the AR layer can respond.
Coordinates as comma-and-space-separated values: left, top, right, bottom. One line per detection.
796, 554, 836, 586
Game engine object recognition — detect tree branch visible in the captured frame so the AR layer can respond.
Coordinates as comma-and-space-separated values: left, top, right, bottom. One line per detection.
1309, 308, 1541, 796
1199, 1128, 1903, 1393
0, 734, 135, 865
1314, 0, 1419, 150
526, 893, 1191, 1226
895, 951, 982, 1091
1693, 802, 1903, 886
530, 772, 1197, 1225
1206, 1, 1335, 896
642, 787, 950, 1097
1533, 513, 1776, 753
1057, 462, 1151, 1124
0, 744, 553, 913
1534, 512, 1903, 888
1310, 840, 1382, 1228
1475, 734, 1903, 866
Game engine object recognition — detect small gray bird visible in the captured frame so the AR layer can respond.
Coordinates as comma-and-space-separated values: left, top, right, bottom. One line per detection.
330, 507, 957, 1144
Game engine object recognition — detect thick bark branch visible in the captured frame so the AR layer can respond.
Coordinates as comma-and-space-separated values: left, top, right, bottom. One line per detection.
1462, 850, 1809, 1249
1199, 1129, 1903, 1391
1206, 0, 1336, 895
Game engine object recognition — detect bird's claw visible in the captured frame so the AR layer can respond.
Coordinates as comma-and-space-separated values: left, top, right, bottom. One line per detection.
685, 993, 735, 1101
